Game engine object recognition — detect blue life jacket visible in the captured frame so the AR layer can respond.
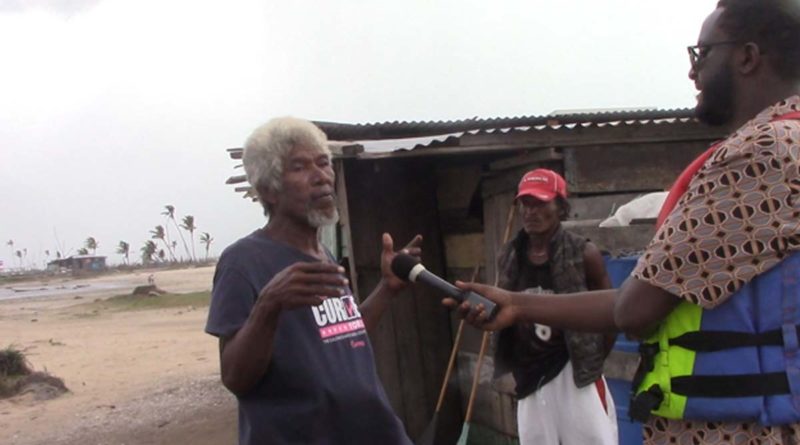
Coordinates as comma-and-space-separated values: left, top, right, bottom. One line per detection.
631, 251, 800, 425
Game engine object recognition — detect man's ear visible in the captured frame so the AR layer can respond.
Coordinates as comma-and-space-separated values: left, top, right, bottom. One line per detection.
738, 42, 764, 75
259, 184, 279, 207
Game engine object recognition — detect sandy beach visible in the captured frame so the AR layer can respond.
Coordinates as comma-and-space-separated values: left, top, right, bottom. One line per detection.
0, 266, 237, 445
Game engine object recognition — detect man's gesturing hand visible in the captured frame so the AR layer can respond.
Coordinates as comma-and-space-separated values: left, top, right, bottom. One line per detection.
381, 233, 423, 291
257, 262, 348, 311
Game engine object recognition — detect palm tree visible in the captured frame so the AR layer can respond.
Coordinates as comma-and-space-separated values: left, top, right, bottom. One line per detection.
163, 205, 191, 261
77, 247, 89, 255
6, 240, 13, 264
200, 232, 214, 261
116, 241, 130, 265
140, 241, 157, 264
15, 250, 22, 268
161, 205, 175, 256
150, 225, 176, 261
84, 237, 98, 255
180, 215, 197, 262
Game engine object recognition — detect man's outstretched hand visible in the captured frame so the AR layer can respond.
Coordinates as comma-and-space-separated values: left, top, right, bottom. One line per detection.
381, 233, 423, 291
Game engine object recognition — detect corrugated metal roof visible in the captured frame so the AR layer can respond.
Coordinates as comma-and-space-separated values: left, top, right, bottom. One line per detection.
225, 108, 713, 196
227, 110, 701, 158
357, 132, 463, 153
351, 116, 701, 154
313, 107, 696, 141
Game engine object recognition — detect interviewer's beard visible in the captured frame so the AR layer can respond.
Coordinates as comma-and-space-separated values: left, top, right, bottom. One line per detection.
696, 63, 735, 127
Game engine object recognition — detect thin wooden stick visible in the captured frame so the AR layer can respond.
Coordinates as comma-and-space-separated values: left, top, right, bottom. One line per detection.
435, 319, 465, 412
433, 264, 481, 412
499, 202, 516, 266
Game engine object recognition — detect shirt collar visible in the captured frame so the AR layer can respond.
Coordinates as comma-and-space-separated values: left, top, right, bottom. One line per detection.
749, 95, 800, 126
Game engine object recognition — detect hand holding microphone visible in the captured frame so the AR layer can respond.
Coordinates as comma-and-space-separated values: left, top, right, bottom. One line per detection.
390, 254, 498, 321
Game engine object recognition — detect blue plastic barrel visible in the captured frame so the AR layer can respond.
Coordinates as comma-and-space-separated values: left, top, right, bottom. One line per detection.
604, 255, 639, 288
608, 378, 642, 445
604, 256, 643, 445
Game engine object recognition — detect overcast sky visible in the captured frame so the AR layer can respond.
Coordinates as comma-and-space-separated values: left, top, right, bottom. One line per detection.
0, 0, 716, 268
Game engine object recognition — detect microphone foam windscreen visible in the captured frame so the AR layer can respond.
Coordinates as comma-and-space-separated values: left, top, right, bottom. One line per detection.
390, 253, 419, 281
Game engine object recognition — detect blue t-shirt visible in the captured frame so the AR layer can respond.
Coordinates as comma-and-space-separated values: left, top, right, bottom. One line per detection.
205, 230, 412, 445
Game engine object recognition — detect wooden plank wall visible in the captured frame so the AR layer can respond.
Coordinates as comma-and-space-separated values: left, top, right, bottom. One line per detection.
437, 161, 519, 437
342, 157, 462, 444
563, 141, 710, 194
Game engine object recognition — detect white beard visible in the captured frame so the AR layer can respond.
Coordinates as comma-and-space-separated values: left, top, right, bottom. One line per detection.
307, 206, 339, 228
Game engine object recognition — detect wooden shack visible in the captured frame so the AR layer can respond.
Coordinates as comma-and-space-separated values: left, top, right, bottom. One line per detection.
226, 109, 726, 443
47, 255, 107, 273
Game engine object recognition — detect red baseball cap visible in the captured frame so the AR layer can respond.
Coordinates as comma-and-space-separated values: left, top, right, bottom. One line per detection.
516, 168, 568, 202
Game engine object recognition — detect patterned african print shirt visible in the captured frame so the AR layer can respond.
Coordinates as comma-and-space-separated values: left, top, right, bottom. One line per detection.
633, 95, 800, 445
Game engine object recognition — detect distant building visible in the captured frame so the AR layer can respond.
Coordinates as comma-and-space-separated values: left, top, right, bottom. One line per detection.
47, 255, 107, 272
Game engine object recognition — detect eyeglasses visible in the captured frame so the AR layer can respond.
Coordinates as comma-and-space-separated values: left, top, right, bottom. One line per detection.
687, 40, 740, 67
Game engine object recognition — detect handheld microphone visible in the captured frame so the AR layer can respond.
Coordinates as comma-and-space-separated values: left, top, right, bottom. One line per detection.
391, 253, 498, 320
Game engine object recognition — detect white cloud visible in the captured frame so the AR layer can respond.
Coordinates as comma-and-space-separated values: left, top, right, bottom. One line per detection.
0, 0, 102, 17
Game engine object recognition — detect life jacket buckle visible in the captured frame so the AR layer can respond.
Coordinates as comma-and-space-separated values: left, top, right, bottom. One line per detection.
630, 384, 664, 423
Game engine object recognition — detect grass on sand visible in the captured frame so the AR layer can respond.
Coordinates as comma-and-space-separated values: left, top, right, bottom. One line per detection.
0, 345, 29, 397
0, 346, 68, 399
0, 346, 29, 377
74, 290, 211, 315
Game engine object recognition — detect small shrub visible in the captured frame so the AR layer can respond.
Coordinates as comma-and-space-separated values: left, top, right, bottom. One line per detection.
0, 348, 68, 400
0, 346, 32, 399
0, 346, 30, 377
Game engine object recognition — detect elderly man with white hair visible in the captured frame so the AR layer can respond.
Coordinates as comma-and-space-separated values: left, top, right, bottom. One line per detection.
206, 117, 420, 445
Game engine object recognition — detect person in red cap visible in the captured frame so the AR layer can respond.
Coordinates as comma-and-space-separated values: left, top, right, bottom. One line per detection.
493, 168, 617, 445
